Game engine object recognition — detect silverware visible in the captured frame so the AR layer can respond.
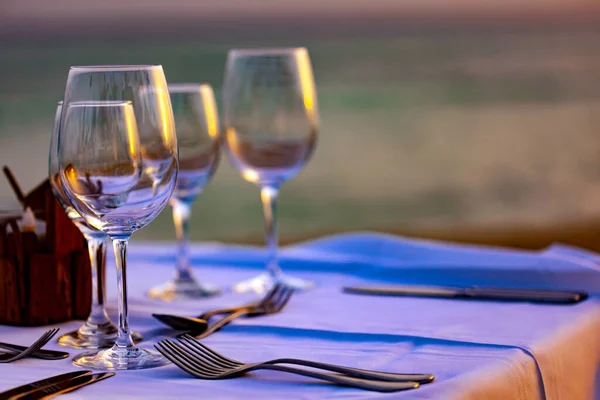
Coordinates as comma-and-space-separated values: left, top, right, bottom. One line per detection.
189, 285, 293, 339
155, 339, 419, 392
15, 372, 115, 399
0, 328, 60, 363
175, 334, 434, 383
0, 371, 91, 399
343, 285, 588, 304
151, 315, 208, 332
196, 297, 266, 321
153, 284, 292, 336
0, 342, 69, 360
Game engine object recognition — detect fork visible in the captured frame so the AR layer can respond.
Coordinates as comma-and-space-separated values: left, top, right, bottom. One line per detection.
0, 328, 60, 363
155, 339, 420, 392
0, 342, 68, 360
176, 334, 434, 384
153, 284, 289, 332
198, 297, 265, 321
188, 285, 293, 339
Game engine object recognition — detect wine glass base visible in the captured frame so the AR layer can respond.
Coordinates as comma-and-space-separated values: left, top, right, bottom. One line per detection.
73, 346, 169, 370
232, 272, 314, 294
147, 278, 221, 301
58, 324, 143, 349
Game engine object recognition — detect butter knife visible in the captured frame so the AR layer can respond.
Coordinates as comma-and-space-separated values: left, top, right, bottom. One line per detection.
0, 371, 90, 399
343, 285, 587, 304
16, 372, 115, 399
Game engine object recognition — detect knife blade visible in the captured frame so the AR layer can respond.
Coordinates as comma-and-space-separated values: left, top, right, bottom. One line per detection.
343, 285, 588, 304
15, 372, 115, 399
0, 371, 91, 399
0, 342, 69, 360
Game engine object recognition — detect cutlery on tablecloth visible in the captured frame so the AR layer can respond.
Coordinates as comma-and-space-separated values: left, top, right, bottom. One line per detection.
12, 372, 115, 399
0, 371, 91, 399
0, 342, 69, 360
188, 285, 293, 339
343, 285, 587, 304
151, 314, 208, 332
153, 284, 293, 336
0, 328, 60, 363
155, 338, 422, 392
175, 334, 434, 383
197, 301, 263, 321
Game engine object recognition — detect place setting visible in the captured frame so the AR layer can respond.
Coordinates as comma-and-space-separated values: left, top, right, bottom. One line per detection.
0, 49, 442, 398
0, 45, 598, 400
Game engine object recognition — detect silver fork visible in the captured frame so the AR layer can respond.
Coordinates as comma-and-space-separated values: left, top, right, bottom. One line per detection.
154, 284, 291, 334
187, 285, 293, 339
155, 339, 420, 392
0, 328, 60, 363
176, 334, 434, 383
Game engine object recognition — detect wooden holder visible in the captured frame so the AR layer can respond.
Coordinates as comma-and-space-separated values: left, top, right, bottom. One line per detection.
0, 167, 91, 326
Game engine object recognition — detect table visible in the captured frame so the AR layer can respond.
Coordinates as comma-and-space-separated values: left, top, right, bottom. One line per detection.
1, 232, 600, 399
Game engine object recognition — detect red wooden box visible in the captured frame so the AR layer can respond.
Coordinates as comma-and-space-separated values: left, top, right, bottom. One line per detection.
0, 168, 91, 326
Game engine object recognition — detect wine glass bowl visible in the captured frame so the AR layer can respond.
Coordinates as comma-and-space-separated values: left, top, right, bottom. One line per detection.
168, 84, 219, 202
147, 83, 222, 301
58, 65, 178, 370
60, 101, 143, 236
222, 48, 319, 294
49, 101, 143, 349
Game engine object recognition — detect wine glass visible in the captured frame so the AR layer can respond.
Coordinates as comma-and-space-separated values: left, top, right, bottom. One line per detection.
147, 83, 221, 301
58, 65, 178, 370
222, 48, 319, 294
49, 101, 142, 348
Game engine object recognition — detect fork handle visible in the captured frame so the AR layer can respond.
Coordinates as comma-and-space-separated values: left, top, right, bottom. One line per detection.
252, 365, 419, 392
0, 343, 68, 360
265, 358, 433, 383
194, 309, 250, 339
198, 306, 249, 321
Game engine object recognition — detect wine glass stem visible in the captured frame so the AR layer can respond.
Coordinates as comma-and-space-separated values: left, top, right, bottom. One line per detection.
172, 200, 193, 280
260, 185, 282, 280
112, 238, 134, 349
84, 235, 111, 327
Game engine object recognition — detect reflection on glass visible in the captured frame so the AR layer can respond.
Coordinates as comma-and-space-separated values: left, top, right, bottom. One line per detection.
49, 101, 142, 349
148, 84, 221, 301
59, 65, 178, 371
222, 48, 319, 294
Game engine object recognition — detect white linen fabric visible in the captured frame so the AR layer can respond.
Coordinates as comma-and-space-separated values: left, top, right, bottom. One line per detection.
0, 232, 598, 399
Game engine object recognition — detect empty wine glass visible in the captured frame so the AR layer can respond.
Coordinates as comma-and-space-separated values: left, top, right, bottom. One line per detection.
49, 101, 142, 348
222, 48, 319, 294
58, 65, 178, 370
147, 83, 221, 301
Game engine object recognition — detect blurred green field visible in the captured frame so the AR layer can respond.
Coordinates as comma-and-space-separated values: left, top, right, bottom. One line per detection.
1, 30, 600, 242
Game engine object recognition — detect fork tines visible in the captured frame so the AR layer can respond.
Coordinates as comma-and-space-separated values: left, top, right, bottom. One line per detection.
155, 338, 245, 379
258, 284, 293, 313
0, 328, 60, 363
179, 334, 241, 367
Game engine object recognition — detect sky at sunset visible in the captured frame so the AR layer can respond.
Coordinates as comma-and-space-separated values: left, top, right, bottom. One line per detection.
3, 0, 600, 20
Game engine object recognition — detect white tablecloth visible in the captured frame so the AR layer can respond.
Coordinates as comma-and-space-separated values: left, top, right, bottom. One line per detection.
0, 232, 599, 399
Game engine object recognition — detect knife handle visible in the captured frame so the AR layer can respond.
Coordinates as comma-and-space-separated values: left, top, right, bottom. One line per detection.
19, 372, 115, 399
0, 371, 90, 399
464, 287, 587, 304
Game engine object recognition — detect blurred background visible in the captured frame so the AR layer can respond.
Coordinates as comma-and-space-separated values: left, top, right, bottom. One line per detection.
1, 1, 600, 249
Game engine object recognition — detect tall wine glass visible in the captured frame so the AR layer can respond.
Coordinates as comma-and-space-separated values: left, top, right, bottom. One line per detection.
59, 65, 178, 370
148, 83, 221, 301
49, 101, 142, 348
222, 48, 319, 294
